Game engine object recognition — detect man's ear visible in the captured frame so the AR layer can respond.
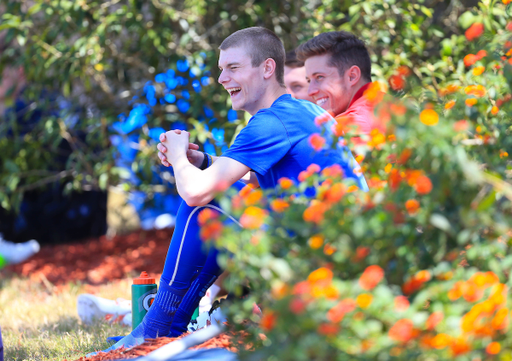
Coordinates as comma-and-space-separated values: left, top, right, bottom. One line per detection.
346, 65, 362, 86
262, 58, 277, 80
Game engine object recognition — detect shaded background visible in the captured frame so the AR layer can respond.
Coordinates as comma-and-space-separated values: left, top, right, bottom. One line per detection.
0, 0, 484, 243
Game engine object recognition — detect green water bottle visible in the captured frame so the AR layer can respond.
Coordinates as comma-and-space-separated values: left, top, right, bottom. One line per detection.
132, 271, 157, 330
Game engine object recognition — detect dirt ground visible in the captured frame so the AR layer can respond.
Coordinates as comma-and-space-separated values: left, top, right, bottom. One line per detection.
5, 229, 173, 286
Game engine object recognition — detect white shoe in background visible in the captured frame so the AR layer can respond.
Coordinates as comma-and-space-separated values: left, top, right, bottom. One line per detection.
77, 294, 132, 325
0, 236, 40, 265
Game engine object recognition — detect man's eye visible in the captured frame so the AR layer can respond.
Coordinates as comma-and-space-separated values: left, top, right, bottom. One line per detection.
292, 85, 303, 92
316, 75, 324, 80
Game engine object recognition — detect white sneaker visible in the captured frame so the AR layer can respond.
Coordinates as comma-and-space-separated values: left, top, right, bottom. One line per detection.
77, 294, 132, 325
0, 237, 40, 265
187, 306, 227, 333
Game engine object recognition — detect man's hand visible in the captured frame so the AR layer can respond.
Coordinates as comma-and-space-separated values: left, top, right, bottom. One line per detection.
157, 130, 201, 167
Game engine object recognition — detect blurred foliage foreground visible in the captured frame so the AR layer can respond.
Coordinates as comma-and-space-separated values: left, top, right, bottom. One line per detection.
197, 5, 512, 361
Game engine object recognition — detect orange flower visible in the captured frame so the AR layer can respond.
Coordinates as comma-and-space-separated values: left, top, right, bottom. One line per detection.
278, 177, 294, 189
307, 164, 320, 173
388, 169, 402, 191
444, 100, 456, 109
476, 50, 487, 59
394, 296, 410, 311
396, 66, 411, 76
314, 112, 332, 126
260, 311, 277, 331
359, 265, 384, 290
308, 234, 324, 249
431, 333, 452, 349
293, 281, 311, 296
389, 319, 414, 343
439, 84, 460, 97
357, 294, 373, 309
244, 189, 263, 206
364, 81, 387, 104
448, 281, 463, 301
420, 109, 439, 126
388, 74, 406, 91
323, 243, 336, 256
367, 129, 386, 148
405, 199, 420, 215
270, 199, 289, 213
491, 308, 509, 330
308, 267, 333, 284
402, 270, 431, 295
321, 164, 343, 177
197, 208, 220, 226
465, 23, 484, 41
199, 220, 223, 241
491, 106, 499, 115
323, 183, 346, 203
390, 103, 407, 115
426, 312, 444, 330
289, 297, 306, 314
309, 133, 326, 151
414, 175, 433, 195
453, 120, 469, 132
327, 298, 357, 323
303, 201, 329, 224
450, 337, 471, 356
500, 150, 509, 158
354, 246, 370, 261
464, 85, 486, 97
472, 66, 485, 76
486, 342, 501, 355
240, 206, 268, 229
465, 98, 477, 107
461, 281, 483, 302
317, 322, 340, 336
464, 54, 478, 67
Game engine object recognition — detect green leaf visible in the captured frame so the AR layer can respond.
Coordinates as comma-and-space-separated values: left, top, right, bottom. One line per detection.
430, 214, 451, 233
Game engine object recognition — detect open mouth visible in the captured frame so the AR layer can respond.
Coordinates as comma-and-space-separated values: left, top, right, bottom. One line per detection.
316, 97, 328, 106
227, 87, 241, 97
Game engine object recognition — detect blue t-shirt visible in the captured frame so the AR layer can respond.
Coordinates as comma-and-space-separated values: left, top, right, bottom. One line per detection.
222, 94, 366, 191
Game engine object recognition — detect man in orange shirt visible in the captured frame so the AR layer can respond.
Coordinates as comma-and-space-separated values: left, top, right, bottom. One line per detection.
296, 31, 378, 135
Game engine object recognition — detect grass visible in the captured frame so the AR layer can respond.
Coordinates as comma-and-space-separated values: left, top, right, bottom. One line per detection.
0, 274, 135, 360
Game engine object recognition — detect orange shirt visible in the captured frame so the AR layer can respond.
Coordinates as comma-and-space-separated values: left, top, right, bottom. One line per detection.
334, 83, 382, 135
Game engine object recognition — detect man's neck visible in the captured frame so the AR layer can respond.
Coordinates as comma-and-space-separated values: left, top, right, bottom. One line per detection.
247, 85, 287, 115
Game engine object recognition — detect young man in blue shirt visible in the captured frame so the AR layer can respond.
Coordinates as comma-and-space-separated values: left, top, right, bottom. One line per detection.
100, 27, 361, 353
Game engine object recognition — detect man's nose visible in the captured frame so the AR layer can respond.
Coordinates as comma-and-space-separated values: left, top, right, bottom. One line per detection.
218, 70, 229, 84
308, 83, 318, 97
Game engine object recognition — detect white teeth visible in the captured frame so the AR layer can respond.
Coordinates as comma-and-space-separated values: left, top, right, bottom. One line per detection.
227, 87, 241, 96
316, 98, 327, 106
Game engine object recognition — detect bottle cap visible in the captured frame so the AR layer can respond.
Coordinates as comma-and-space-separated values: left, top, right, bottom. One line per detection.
133, 271, 156, 285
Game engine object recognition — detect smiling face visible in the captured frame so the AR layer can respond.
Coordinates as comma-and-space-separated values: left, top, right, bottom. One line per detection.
218, 46, 267, 115
284, 65, 314, 102
305, 53, 353, 116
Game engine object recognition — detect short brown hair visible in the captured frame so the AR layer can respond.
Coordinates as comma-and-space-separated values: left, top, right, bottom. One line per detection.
219, 27, 286, 87
296, 31, 371, 82
285, 49, 304, 69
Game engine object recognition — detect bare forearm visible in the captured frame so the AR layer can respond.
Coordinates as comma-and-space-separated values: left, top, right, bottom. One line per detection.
172, 156, 216, 206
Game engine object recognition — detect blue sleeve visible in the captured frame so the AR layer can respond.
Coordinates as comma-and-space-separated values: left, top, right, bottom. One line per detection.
221, 112, 291, 175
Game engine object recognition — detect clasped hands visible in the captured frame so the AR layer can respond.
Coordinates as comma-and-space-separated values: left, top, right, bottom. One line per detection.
157, 129, 204, 168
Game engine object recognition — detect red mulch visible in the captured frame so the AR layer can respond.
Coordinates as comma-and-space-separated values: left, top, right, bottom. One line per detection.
71, 330, 243, 361
4, 229, 174, 286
